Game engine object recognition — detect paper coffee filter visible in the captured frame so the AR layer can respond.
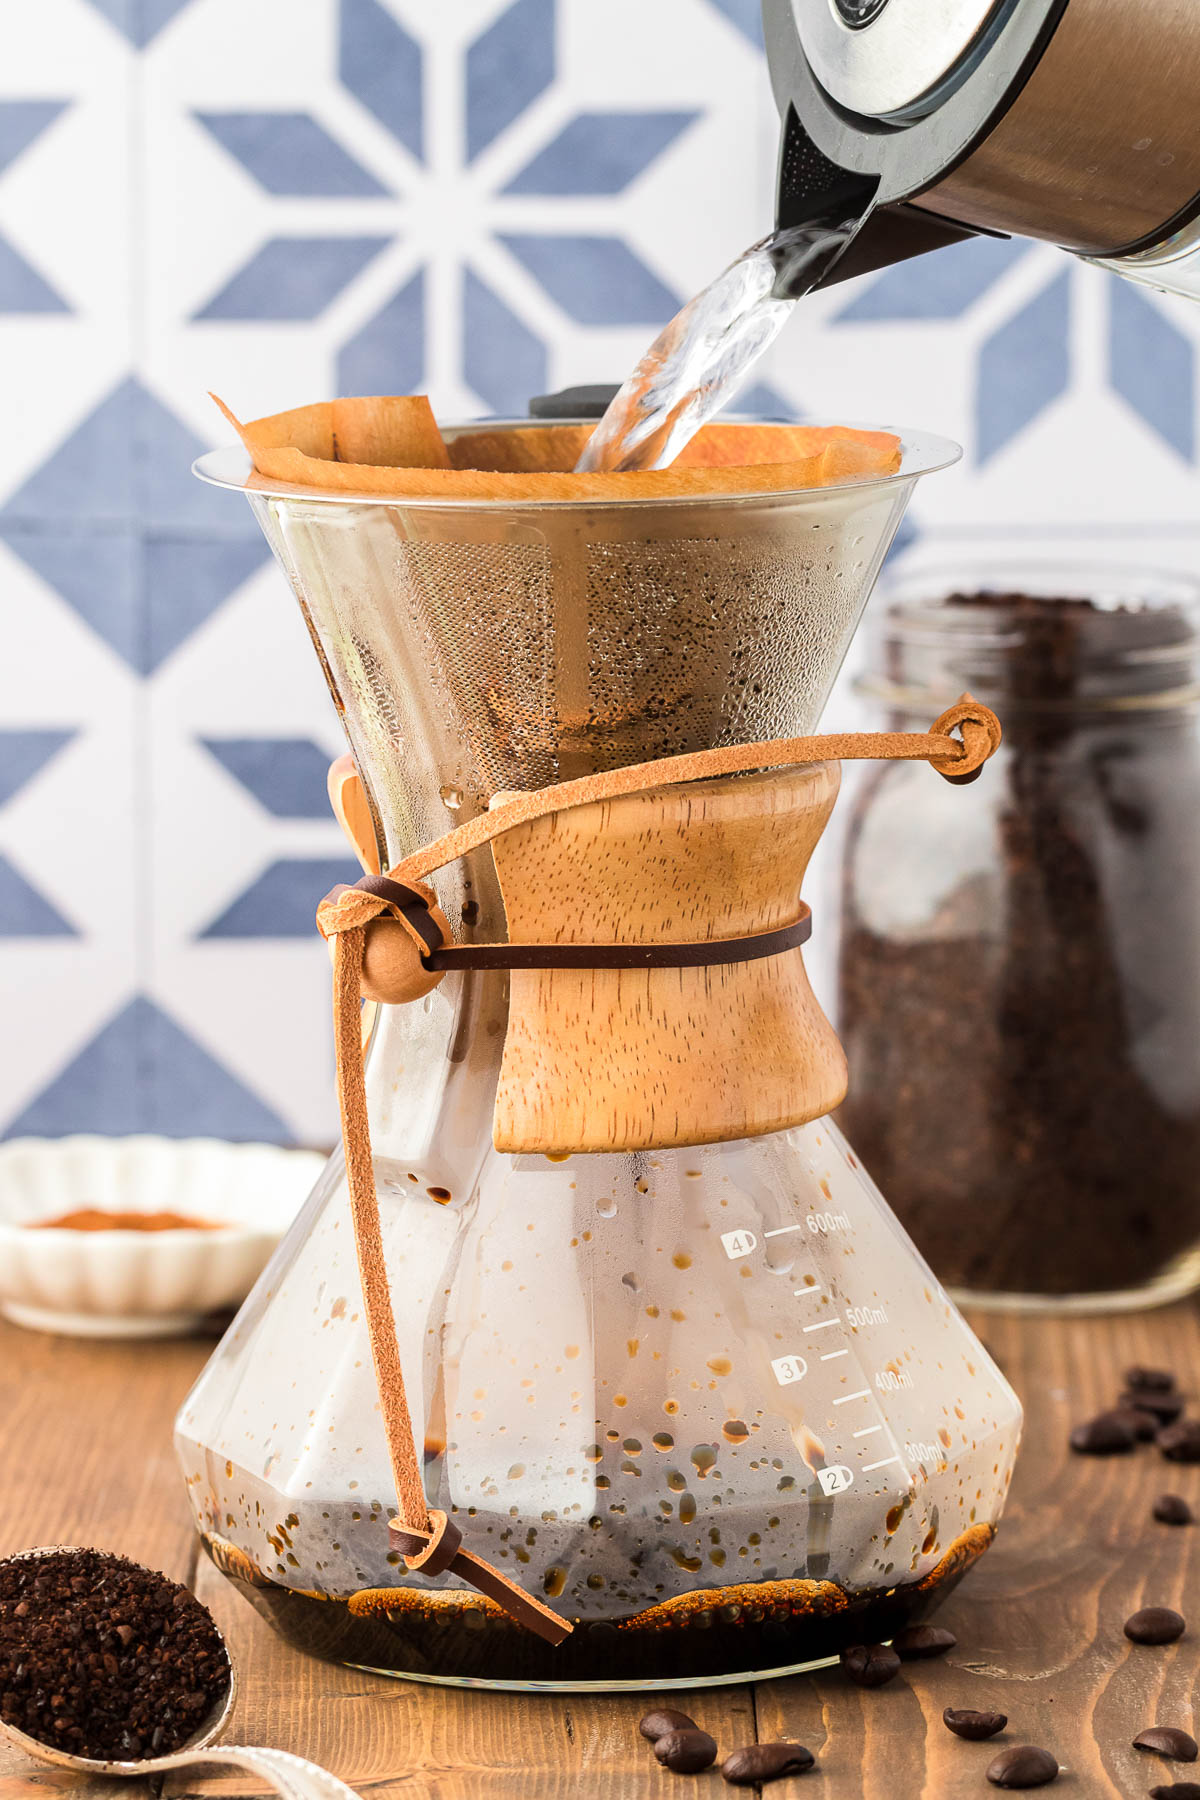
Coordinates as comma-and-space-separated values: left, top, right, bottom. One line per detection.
213, 394, 901, 500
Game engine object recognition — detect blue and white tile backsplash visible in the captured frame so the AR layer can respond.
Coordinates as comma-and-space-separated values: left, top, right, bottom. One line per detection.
3, 0, 1200, 1145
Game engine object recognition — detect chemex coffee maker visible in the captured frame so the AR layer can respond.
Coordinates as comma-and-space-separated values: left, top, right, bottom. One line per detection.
764, 0, 1200, 298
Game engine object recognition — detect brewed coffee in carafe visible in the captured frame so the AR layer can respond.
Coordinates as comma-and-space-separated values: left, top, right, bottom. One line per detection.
178, 420, 1021, 1688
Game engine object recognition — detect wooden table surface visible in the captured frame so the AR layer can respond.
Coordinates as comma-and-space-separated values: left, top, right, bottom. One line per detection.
1, 1302, 1199, 1799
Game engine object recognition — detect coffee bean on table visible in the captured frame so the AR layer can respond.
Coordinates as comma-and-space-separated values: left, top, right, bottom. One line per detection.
841, 1642, 902, 1687
639, 1708, 696, 1742
986, 1745, 1060, 1788
1107, 1406, 1161, 1442
893, 1623, 956, 1658
1124, 1391, 1186, 1425
1070, 1414, 1136, 1455
721, 1743, 815, 1785
1125, 1606, 1187, 1645
1159, 1422, 1200, 1462
1135, 1727, 1200, 1762
1154, 1494, 1195, 1526
654, 1729, 718, 1773
1149, 1785, 1200, 1799
1126, 1367, 1176, 1393
944, 1708, 1008, 1741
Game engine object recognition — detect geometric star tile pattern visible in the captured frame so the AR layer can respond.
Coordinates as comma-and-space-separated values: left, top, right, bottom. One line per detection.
1, 380, 267, 673
3, 0, 1200, 1146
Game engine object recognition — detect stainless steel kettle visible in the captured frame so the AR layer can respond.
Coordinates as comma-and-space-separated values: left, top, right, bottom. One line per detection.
764, 0, 1200, 298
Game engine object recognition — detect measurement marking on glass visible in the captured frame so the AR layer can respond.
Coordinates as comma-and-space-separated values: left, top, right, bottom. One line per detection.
803, 1319, 838, 1332
764, 1224, 803, 1239
833, 1388, 871, 1406
862, 1454, 905, 1475
820, 1349, 849, 1362
806, 1209, 851, 1235
853, 1425, 883, 1439
770, 1354, 808, 1387
875, 1369, 914, 1392
845, 1303, 888, 1328
793, 1285, 822, 1297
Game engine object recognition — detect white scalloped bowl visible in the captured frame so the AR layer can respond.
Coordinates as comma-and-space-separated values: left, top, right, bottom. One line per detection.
0, 1136, 325, 1338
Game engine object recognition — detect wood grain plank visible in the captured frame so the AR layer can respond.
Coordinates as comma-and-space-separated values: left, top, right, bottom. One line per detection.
755, 1299, 1200, 1797
0, 1321, 212, 1800
166, 1553, 753, 1799
6, 1303, 1200, 1799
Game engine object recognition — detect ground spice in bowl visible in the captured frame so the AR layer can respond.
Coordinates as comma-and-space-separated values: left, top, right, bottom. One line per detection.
0, 1547, 230, 1762
838, 579, 1200, 1303
29, 1210, 224, 1232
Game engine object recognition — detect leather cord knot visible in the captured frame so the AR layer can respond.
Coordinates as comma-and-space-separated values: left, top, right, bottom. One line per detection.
390, 1509, 463, 1576
317, 873, 446, 954
928, 693, 1003, 785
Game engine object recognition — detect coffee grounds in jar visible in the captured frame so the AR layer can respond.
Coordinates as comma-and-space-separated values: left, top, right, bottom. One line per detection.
838, 591, 1200, 1299
0, 1547, 230, 1762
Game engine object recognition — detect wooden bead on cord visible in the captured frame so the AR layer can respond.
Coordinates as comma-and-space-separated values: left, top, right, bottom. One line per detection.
359, 915, 446, 1005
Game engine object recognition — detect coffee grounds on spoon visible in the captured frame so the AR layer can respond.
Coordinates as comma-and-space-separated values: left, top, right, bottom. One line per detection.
0, 1547, 229, 1762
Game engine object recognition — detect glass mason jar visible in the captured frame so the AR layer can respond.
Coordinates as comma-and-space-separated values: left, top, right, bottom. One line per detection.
837, 561, 1200, 1311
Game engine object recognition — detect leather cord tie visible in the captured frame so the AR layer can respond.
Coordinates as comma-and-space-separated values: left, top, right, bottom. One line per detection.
328, 694, 1001, 1645
323, 876, 815, 972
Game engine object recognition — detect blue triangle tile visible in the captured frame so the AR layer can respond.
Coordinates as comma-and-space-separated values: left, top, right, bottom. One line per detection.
0, 853, 77, 936
465, 0, 554, 163
499, 233, 680, 326
0, 527, 139, 666
3, 383, 135, 523
0, 527, 262, 674
1, 378, 251, 532
0, 729, 75, 807
200, 738, 337, 819
337, 267, 425, 396
704, 0, 763, 46
502, 110, 699, 196
134, 387, 250, 532
143, 536, 270, 673
1109, 282, 1196, 460
463, 268, 547, 416
195, 111, 390, 198
200, 858, 360, 939
727, 381, 794, 419
0, 234, 70, 313
835, 236, 1030, 323
83, 0, 191, 47
6, 996, 289, 1141
977, 272, 1071, 463
193, 234, 391, 323
339, 0, 424, 160
0, 101, 69, 177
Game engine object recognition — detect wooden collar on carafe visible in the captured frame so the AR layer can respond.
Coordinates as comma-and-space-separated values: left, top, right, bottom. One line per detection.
325, 695, 1001, 1645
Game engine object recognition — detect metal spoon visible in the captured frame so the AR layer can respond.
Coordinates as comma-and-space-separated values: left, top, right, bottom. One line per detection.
0, 1548, 362, 1800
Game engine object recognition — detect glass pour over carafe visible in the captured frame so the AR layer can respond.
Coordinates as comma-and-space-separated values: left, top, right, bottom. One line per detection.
177, 421, 1022, 1689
